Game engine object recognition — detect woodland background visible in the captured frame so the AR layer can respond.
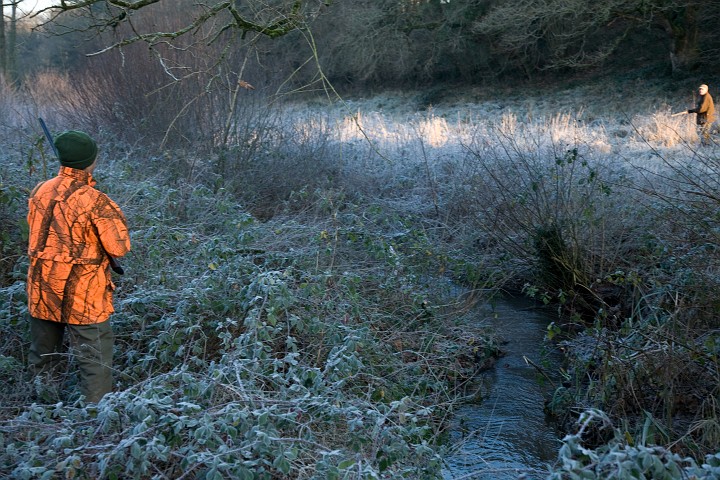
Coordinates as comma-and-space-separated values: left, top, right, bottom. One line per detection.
1, 0, 719, 150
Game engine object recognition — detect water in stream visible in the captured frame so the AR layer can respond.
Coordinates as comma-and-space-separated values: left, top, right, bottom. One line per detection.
442, 295, 562, 479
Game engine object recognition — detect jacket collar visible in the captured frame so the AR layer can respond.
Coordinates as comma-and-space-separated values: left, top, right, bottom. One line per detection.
59, 166, 95, 187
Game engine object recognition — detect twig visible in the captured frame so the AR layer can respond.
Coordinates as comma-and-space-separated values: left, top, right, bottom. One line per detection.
522, 355, 557, 389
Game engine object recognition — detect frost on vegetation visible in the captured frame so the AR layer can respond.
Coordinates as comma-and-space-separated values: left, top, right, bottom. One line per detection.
484, 111, 612, 156
4, 84, 715, 479
3, 365, 440, 479
290, 97, 698, 177
0, 174, 476, 478
631, 108, 698, 148
1, 251, 449, 478
550, 410, 720, 480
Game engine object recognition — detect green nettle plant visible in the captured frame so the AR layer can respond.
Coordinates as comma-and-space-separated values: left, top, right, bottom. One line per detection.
550, 410, 720, 480
0, 183, 27, 285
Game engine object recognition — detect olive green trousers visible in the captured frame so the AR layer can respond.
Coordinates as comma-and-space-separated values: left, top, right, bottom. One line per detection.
699, 122, 719, 146
28, 316, 114, 403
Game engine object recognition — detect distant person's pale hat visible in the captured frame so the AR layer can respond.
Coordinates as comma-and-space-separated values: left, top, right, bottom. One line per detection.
699, 84, 709, 93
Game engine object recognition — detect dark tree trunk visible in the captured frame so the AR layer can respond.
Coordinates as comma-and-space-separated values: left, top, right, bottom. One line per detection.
7, 1, 16, 82
0, 1, 6, 77
662, 5, 700, 73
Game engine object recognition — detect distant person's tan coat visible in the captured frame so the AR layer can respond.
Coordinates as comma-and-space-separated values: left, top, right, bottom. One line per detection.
690, 93, 716, 125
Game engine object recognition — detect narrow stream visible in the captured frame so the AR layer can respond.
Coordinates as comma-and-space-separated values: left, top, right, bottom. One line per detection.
442, 295, 562, 479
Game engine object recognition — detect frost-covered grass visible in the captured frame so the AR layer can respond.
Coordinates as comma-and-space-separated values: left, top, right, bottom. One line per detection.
0, 128, 498, 478
0, 154, 501, 478
1, 74, 720, 478
282, 88, 720, 473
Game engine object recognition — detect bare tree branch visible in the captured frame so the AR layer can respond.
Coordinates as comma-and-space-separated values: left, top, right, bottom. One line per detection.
34, 0, 323, 50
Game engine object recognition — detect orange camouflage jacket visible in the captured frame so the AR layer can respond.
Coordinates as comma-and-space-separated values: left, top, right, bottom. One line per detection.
27, 167, 131, 324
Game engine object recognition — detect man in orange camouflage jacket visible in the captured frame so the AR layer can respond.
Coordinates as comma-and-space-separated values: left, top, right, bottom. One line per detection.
27, 130, 131, 403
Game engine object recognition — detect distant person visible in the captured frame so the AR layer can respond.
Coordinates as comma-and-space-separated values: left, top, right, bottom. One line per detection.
687, 84, 716, 145
27, 130, 131, 403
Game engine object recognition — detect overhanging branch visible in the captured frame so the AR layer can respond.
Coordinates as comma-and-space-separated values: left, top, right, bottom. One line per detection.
37, 0, 314, 53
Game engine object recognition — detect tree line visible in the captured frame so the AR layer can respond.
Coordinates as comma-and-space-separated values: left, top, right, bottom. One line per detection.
2, 0, 719, 88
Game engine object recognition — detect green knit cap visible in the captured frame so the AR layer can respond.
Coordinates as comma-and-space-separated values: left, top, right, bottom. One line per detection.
54, 130, 98, 170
